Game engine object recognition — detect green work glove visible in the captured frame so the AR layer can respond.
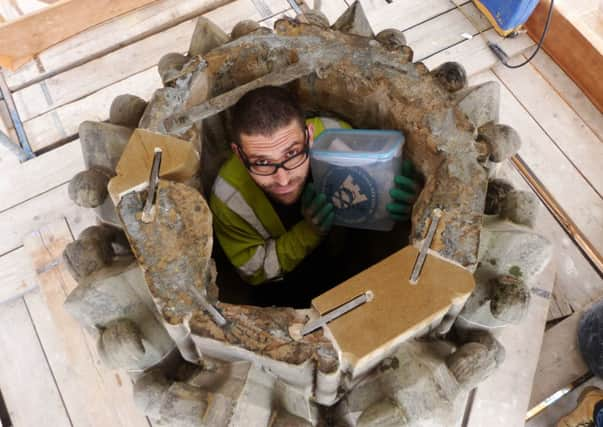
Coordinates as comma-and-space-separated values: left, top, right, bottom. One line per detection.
301, 183, 335, 235
387, 159, 421, 222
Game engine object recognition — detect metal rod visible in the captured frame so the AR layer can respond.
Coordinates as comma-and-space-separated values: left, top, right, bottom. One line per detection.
0, 69, 34, 160
410, 209, 443, 284
302, 291, 372, 335
511, 155, 603, 277
141, 148, 162, 223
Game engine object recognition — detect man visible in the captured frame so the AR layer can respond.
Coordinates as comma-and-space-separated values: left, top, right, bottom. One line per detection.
209, 86, 420, 303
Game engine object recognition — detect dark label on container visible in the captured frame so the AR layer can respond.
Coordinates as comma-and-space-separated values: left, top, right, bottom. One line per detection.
320, 166, 378, 225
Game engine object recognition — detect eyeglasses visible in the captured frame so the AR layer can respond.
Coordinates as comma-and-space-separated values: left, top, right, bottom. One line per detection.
238, 127, 310, 176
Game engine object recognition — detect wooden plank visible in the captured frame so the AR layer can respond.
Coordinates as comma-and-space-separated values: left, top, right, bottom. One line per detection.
526, 0, 603, 113
469, 71, 603, 258
302, 0, 348, 24
528, 309, 590, 409
2, 0, 270, 90
405, 2, 490, 62
0, 140, 84, 212
12, 0, 288, 123
465, 255, 556, 427
0, 247, 36, 303
0, 182, 96, 255
492, 60, 603, 197
0, 0, 163, 70
527, 50, 603, 144
0, 297, 71, 427
424, 28, 534, 76
359, 0, 463, 34
23, 220, 149, 427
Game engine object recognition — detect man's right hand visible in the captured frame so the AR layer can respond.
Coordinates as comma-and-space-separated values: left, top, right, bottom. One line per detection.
301, 183, 335, 236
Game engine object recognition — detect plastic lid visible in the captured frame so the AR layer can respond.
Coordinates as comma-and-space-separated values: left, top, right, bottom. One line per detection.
311, 129, 404, 161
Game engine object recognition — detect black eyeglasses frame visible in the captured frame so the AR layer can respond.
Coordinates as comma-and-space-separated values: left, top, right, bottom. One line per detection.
237, 126, 310, 176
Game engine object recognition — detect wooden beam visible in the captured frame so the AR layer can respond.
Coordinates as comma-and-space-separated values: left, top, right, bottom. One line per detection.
525, 0, 603, 113
23, 220, 149, 427
0, 0, 162, 70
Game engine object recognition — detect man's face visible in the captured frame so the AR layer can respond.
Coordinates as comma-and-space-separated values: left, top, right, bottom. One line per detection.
233, 119, 314, 205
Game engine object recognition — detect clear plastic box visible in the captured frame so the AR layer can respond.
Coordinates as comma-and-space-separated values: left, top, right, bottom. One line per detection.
310, 129, 404, 231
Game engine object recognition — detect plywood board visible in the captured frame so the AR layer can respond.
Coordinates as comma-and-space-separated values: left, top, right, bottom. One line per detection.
0, 0, 163, 70
312, 246, 474, 376
108, 129, 199, 203
23, 220, 149, 427
526, 0, 603, 113
3, 0, 235, 90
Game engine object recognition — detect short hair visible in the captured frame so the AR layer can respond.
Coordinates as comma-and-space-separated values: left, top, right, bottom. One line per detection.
231, 86, 305, 145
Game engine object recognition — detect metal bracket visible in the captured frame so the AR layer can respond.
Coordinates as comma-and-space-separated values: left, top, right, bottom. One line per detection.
301, 291, 373, 336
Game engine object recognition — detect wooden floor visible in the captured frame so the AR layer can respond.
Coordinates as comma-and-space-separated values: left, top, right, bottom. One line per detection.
0, 0, 601, 426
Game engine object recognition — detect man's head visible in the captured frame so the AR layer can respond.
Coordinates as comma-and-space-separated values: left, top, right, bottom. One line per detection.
231, 86, 314, 205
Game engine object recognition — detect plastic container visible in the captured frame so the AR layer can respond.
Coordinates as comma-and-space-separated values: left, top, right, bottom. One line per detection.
310, 129, 404, 231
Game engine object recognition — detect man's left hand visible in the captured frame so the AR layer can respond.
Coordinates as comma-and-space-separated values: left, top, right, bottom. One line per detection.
387, 159, 421, 222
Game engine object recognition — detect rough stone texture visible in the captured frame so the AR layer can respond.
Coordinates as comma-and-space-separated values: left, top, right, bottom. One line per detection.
489, 274, 530, 323
79, 121, 134, 173
64, 261, 175, 371
158, 52, 190, 86
456, 81, 500, 129
457, 215, 552, 329
109, 94, 148, 127
375, 29, 407, 49
500, 190, 539, 227
231, 20, 261, 40
485, 179, 514, 215
431, 62, 467, 93
68, 168, 109, 208
63, 228, 115, 281
189, 16, 229, 57
300, 10, 330, 28
100, 318, 147, 369
331, 1, 374, 38
338, 340, 471, 427
446, 342, 497, 390
478, 122, 521, 162
60, 5, 556, 425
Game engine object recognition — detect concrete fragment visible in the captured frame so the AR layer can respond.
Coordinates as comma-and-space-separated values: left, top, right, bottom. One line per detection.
485, 179, 514, 215
478, 122, 521, 162
133, 370, 171, 419
500, 190, 539, 227
446, 342, 497, 389
160, 382, 209, 427
78, 121, 134, 172
109, 94, 148, 127
431, 62, 467, 92
231, 20, 261, 39
300, 10, 329, 28
63, 230, 114, 281
158, 52, 189, 86
188, 16, 229, 57
375, 29, 407, 49
332, 1, 374, 38
100, 318, 146, 369
456, 81, 500, 128
270, 410, 313, 427
68, 168, 109, 208
489, 274, 530, 323
139, 87, 185, 133
357, 399, 408, 427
